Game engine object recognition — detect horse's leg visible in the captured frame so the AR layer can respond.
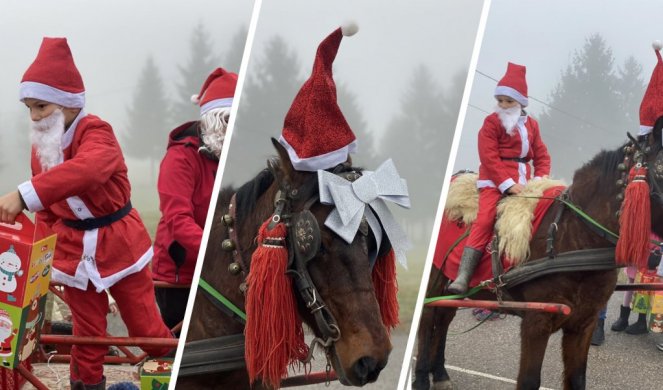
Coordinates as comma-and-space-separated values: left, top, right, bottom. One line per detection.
560, 319, 594, 390
516, 313, 553, 390
413, 305, 436, 390
430, 307, 457, 390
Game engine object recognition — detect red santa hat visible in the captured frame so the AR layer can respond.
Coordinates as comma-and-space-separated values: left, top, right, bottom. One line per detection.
639, 41, 663, 136
19, 37, 85, 108
278, 23, 359, 172
191, 68, 238, 116
494, 62, 528, 107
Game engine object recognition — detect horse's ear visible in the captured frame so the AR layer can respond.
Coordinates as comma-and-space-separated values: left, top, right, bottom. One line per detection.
271, 137, 297, 180
651, 116, 663, 146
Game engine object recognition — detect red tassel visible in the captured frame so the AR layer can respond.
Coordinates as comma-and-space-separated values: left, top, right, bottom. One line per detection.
245, 218, 308, 388
372, 249, 399, 332
616, 166, 651, 267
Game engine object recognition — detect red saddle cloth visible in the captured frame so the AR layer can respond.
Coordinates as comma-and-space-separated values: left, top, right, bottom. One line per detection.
433, 186, 566, 287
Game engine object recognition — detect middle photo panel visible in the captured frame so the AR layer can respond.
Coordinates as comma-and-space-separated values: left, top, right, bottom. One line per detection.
177, 1, 485, 389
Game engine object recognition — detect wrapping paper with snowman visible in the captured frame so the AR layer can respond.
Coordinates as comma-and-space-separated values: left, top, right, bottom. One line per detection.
0, 213, 55, 368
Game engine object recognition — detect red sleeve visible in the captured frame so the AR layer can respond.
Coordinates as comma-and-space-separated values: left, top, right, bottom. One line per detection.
530, 119, 551, 178
478, 116, 514, 188
29, 123, 122, 209
157, 147, 202, 265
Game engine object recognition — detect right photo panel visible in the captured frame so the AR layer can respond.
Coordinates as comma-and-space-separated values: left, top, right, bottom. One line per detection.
412, 1, 663, 389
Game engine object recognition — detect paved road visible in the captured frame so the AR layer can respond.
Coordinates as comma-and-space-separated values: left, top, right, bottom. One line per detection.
407, 291, 663, 390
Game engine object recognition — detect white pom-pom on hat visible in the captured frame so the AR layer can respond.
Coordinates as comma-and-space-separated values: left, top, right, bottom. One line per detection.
341, 21, 359, 37
653, 40, 663, 51
191, 94, 200, 104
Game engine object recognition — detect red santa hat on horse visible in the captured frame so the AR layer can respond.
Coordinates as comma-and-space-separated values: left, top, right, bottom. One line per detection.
191, 68, 238, 157
245, 22, 401, 389
615, 41, 663, 266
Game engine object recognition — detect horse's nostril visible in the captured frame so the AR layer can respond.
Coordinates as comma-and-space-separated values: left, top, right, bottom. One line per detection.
352, 356, 382, 385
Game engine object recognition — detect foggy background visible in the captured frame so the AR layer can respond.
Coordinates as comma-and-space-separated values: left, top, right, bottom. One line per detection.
224, 0, 483, 246
455, 0, 663, 181
0, 0, 253, 234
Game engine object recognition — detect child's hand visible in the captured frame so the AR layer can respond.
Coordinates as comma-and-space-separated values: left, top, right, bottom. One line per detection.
109, 302, 119, 316
507, 184, 524, 195
0, 191, 25, 224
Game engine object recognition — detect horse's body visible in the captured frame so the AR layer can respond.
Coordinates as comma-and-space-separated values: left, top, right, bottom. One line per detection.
414, 127, 663, 390
178, 140, 393, 389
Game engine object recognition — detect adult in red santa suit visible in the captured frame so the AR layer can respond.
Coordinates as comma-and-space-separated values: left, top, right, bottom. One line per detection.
448, 62, 551, 294
152, 68, 237, 330
0, 37, 172, 389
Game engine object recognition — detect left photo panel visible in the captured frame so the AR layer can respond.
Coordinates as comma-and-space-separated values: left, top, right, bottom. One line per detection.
0, 1, 253, 388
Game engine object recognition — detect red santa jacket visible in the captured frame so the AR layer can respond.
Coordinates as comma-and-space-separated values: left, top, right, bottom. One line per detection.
477, 113, 551, 193
18, 112, 152, 292
152, 122, 218, 284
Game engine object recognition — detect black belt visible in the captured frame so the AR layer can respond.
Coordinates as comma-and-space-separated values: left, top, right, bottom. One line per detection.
62, 201, 132, 231
501, 157, 530, 163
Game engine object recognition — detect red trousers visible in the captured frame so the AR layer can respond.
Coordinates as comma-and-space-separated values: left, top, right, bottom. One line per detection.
466, 187, 503, 251
64, 266, 173, 384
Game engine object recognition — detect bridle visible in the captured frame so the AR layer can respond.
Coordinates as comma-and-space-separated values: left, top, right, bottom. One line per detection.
619, 131, 663, 208
214, 163, 390, 363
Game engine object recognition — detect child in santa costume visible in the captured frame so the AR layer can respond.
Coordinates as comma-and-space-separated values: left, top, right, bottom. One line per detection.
448, 62, 551, 294
0, 37, 172, 389
152, 68, 237, 330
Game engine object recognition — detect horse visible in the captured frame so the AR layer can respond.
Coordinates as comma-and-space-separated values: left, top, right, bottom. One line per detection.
177, 139, 397, 389
413, 122, 663, 390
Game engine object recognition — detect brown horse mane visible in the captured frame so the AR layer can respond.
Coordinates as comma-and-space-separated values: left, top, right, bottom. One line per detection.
573, 143, 627, 191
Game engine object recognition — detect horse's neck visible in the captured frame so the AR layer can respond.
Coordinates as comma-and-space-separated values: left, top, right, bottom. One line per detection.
567, 163, 622, 234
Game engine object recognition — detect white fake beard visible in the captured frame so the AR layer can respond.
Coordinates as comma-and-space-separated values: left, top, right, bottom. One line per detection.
199, 107, 230, 158
30, 109, 65, 171
495, 105, 522, 136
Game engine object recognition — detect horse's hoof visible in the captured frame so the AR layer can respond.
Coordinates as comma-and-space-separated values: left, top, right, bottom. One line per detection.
433, 380, 454, 390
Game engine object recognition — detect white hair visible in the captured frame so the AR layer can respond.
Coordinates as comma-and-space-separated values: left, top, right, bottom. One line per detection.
199, 107, 230, 158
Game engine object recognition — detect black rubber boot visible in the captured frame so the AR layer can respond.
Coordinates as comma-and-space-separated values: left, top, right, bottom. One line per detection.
625, 313, 648, 335
591, 319, 605, 346
447, 247, 483, 294
610, 305, 631, 332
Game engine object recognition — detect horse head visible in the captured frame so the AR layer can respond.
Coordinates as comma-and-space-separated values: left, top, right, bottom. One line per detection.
245, 138, 395, 387
642, 117, 663, 237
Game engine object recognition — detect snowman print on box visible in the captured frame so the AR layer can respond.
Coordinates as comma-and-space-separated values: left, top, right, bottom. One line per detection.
0, 246, 23, 303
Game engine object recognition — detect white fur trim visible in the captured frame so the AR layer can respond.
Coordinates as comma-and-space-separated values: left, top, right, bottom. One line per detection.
639, 125, 653, 136
654, 40, 663, 51
498, 178, 516, 193
191, 94, 200, 104
19, 81, 85, 108
66, 196, 94, 219
62, 111, 86, 150
98, 247, 152, 291
18, 180, 44, 212
278, 136, 357, 172
341, 22, 359, 37
476, 179, 496, 189
200, 97, 233, 116
51, 261, 89, 290
495, 86, 528, 107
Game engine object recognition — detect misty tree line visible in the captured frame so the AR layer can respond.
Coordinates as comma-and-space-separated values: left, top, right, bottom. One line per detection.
537, 34, 647, 180
122, 23, 248, 179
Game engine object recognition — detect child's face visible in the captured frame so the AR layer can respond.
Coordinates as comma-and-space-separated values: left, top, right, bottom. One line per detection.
23, 98, 61, 122
496, 95, 520, 110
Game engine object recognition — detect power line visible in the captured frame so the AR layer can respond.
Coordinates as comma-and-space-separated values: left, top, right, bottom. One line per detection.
474, 69, 609, 132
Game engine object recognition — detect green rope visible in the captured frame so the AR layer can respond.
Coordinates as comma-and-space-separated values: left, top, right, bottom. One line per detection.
424, 284, 486, 304
198, 278, 247, 321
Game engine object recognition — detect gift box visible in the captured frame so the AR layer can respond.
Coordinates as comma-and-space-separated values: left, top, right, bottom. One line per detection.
0, 214, 55, 368
140, 358, 173, 390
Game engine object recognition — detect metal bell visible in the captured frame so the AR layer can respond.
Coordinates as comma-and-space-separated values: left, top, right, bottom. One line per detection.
222, 214, 234, 226
616, 193, 624, 201
239, 282, 248, 294
617, 163, 627, 171
228, 262, 241, 275
616, 179, 624, 187
221, 239, 236, 251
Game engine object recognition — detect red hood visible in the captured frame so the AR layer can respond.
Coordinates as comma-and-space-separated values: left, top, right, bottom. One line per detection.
167, 121, 201, 149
